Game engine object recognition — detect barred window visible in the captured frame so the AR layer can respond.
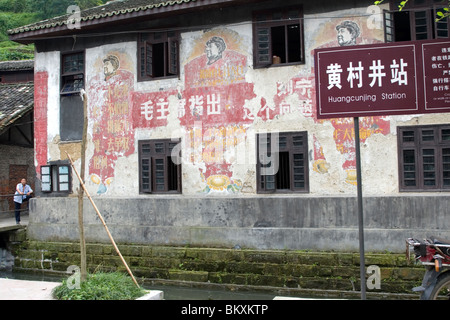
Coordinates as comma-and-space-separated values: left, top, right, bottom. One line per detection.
384, 0, 449, 42
253, 6, 304, 68
139, 139, 182, 194
257, 131, 309, 193
41, 164, 71, 193
138, 31, 179, 81
398, 125, 450, 191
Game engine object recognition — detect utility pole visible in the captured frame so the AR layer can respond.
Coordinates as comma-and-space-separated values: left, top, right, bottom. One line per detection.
77, 89, 88, 282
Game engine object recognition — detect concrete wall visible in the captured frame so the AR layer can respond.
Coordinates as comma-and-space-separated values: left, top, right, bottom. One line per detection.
28, 195, 450, 252
29, 1, 450, 252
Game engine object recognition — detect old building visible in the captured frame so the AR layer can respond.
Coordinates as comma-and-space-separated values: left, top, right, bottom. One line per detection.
8, 0, 450, 251
0, 60, 34, 215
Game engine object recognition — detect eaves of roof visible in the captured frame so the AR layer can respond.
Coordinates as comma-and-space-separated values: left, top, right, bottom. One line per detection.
0, 82, 34, 133
0, 60, 34, 72
8, 0, 245, 42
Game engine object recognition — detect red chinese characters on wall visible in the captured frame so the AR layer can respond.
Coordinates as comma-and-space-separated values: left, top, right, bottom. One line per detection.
131, 90, 176, 129
181, 45, 255, 127
34, 71, 49, 175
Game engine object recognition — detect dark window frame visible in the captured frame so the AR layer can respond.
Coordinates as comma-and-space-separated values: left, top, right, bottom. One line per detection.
398, 124, 450, 192
252, 6, 305, 69
138, 139, 182, 194
384, 0, 449, 42
256, 131, 309, 194
40, 162, 72, 194
60, 51, 85, 95
138, 31, 180, 82
60, 51, 85, 142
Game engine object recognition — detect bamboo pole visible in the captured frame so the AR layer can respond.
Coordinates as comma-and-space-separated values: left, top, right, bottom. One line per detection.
78, 89, 88, 282
66, 151, 140, 288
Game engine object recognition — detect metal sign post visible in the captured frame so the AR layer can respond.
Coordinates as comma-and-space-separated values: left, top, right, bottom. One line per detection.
354, 117, 366, 300
315, 38, 450, 299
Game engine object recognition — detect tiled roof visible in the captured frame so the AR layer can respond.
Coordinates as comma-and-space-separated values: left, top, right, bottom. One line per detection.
0, 60, 34, 71
0, 82, 34, 133
8, 0, 197, 35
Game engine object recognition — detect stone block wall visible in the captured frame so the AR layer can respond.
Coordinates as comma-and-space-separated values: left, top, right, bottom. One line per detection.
11, 239, 425, 299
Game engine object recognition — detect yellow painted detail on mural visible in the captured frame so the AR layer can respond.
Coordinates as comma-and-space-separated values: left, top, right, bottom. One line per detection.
207, 175, 231, 191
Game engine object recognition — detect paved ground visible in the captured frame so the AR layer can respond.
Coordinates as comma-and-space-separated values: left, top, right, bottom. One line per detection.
0, 214, 28, 232
0, 278, 59, 300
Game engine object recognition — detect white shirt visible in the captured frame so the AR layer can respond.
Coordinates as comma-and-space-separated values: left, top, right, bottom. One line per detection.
14, 183, 33, 204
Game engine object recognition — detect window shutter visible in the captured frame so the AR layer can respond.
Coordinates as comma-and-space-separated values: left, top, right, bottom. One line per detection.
384, 10, 395, 42
255, 26, 271, 67
413, 10, 431, 40
140, 142, 152, 193
41, 166, 52, 192
58, 166, 70, 192
442, 147, 450, 188
257, 133, 276, 193
145, 42, 153, 78
168, 37, 179, 75
421, 147, 437, 189
154, 157, 166, 192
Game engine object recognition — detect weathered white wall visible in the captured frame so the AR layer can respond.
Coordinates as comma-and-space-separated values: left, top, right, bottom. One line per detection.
34, 2, 450, 198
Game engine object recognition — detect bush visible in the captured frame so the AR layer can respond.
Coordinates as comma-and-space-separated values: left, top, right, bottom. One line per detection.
52, 272, 147, 300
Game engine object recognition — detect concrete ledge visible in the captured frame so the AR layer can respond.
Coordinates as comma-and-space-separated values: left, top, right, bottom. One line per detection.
0, 279, 164, 300
27, 196, 450, 252
137, 290, 164, 300
0, 279, 60, 300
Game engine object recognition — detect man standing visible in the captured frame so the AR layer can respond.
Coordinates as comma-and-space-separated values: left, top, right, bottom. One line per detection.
14, 178, 33, 225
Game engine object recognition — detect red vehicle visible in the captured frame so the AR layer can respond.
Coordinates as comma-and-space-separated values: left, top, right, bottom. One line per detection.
406, 237, 450, 300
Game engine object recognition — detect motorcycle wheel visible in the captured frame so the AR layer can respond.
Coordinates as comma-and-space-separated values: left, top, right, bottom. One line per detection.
425, 271, 450, 300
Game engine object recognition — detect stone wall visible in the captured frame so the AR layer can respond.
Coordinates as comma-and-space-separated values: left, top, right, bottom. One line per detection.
11, 239, 424, 299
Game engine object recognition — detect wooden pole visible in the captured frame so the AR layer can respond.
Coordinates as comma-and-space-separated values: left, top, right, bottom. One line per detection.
78, 90, 88, 282
66, 151, 140, 288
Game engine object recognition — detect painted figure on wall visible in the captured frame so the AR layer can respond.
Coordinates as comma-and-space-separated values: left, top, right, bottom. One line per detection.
205, 36, 227, 65
336, 20, 360, 46
88, 52, 135, 194
182, 30, 256, 193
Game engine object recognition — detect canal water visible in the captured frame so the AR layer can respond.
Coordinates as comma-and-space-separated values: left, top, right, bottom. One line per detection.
0, 270, 281, 300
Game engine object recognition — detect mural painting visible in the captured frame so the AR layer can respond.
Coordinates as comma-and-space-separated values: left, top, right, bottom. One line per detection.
181, 30, 256, 193
79, 19, 389, 195
88, 52, 135, 194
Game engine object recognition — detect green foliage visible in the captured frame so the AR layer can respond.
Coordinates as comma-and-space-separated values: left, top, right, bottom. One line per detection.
52, 272, 147, 300
0, 0, 106, 61
375, 0, 450, 20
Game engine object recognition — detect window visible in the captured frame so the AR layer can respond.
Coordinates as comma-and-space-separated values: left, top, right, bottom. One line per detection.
257, 131, 309, 193
139, 139, 182, 194
61, 52, 84, 94
41, 164, 71, 193
138, 31, 179, 81
60, 52, 85, 141
253, 7, 304, 68
384, 0, 449, 42
398, 125, 450, 191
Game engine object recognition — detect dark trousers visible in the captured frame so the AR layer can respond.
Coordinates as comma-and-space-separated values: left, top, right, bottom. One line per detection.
14, 201, 22, 223
14, 197, 30, 223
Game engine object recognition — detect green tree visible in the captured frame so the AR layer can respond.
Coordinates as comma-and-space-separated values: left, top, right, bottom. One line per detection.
0, 0, 106, 61
375, 0, 450, 20
76, 0, 105, 10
